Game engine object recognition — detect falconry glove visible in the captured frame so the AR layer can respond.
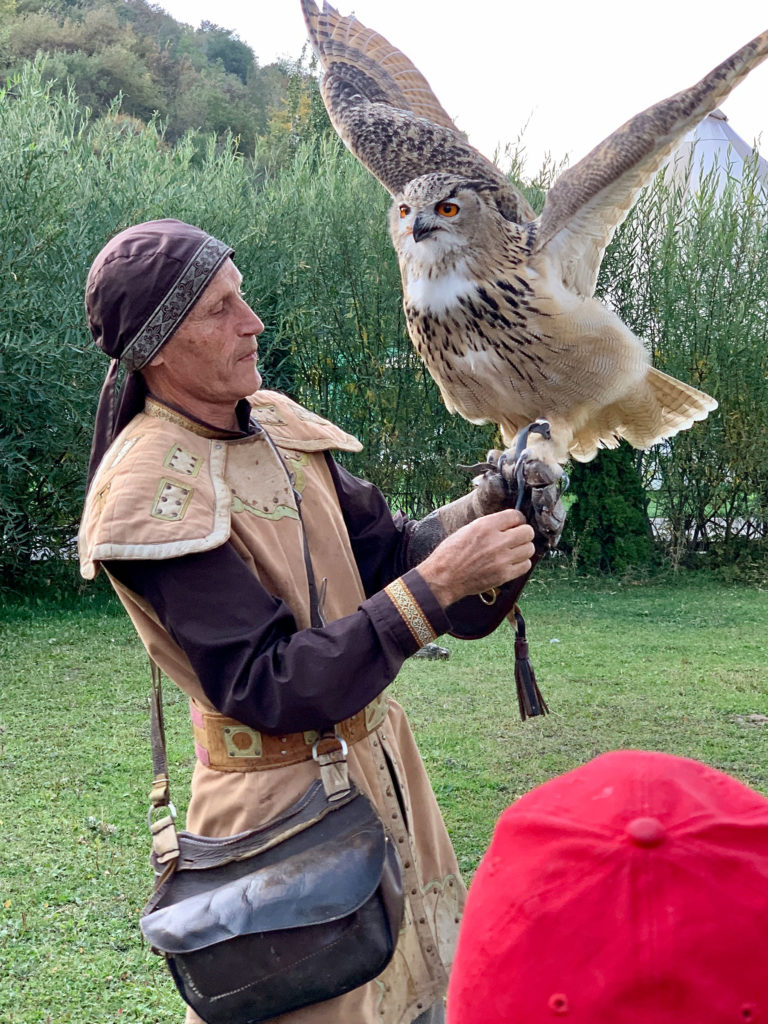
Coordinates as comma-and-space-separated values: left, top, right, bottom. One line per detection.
407, 451, 566, 566
407, 453, 565, 721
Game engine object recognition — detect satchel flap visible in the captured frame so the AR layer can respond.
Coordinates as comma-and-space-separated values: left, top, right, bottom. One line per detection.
141, 820, 387, 954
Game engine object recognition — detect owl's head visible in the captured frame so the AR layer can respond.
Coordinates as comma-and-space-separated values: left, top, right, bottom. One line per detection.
388, 172, 504, 262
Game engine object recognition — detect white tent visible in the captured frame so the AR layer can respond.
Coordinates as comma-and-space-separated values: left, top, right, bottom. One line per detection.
664, 108, 768, 196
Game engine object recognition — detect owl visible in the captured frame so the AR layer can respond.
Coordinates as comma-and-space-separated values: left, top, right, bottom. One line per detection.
301, 1, 768, 469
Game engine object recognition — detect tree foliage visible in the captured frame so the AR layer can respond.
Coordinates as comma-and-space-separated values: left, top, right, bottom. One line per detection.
564, 446, 655, 573
595, 160, 768, 564
0, 0, 307, 155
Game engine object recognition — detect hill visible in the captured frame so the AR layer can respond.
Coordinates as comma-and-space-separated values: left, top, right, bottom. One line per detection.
0, 0, 321, 153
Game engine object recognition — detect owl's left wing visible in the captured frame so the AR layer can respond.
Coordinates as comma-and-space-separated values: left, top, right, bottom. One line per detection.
301, 0, 535, 222
536, 29, 768, 297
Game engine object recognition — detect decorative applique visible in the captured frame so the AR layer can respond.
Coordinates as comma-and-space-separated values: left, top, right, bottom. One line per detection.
94, 480, 112, 514
251, 403, 286, 426
420, 873, 463, 965
163, 444, 203, 477
151, 478, 194, 521
384, 579, 437, 647
364, 693, 390, 732
282, 451, 309, 493
296, 408, 329, 424
222, 724, 263, 759
107, 435, 139, 470
230, 494, 299, 521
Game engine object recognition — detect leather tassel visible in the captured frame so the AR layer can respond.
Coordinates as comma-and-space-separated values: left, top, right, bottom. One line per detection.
511, 606, 549, 720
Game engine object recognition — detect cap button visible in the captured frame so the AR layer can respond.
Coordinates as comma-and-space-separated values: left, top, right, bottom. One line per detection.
626, 816, 666, 847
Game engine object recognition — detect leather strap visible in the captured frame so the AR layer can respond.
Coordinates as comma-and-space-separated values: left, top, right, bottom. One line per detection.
189, 692, 389, 772
149, 661, 172, 811
261, 428, 326, 628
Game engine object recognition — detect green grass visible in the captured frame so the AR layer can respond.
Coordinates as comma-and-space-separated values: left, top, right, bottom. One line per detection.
1, 572, 767, 1022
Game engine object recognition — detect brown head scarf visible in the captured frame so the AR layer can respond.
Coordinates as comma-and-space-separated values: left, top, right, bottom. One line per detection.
85, 219, 234, 488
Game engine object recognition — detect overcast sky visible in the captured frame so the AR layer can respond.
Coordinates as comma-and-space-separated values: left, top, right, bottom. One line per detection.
157, 0, 767, 174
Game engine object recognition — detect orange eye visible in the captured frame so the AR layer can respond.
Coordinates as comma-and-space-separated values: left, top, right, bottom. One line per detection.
437, 201, 459, 218
399, 204, 410, 219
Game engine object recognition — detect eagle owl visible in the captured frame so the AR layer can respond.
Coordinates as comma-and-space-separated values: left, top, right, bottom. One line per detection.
301, 1, 768, 466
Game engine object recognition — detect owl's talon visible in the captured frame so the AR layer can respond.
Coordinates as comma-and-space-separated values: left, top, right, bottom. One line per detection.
458, 461, 496, 477
464, 432, 566, 548
494, 422, 567, 549
514, 458, 527, 512
514, 419, 551, 459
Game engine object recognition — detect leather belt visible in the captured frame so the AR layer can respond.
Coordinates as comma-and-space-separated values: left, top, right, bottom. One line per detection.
190, 692, 390, 772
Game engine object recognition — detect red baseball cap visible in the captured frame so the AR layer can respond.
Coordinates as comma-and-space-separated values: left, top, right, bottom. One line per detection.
447, 750, 768, 1023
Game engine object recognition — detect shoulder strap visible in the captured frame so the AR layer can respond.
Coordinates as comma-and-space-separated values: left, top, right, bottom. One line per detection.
260, 427, 326, 628
147, 661, 181, 874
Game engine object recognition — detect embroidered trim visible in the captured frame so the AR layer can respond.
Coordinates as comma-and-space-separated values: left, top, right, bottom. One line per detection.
145, 397, 237, 439
121, 236, 233, 371
385, 578, 437, 647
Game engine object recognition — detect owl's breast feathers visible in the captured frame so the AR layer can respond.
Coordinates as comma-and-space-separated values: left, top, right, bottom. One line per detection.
402, 246, 565, 432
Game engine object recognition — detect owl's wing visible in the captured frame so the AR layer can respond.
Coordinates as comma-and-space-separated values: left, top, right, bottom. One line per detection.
536, 30, 768, 297
301, 0, 535, 223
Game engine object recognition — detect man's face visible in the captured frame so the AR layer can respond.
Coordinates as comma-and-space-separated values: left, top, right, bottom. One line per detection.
148, 259, 264, 415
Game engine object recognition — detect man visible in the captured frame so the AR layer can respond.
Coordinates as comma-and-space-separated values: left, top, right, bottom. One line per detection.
79, 219, 562, 1024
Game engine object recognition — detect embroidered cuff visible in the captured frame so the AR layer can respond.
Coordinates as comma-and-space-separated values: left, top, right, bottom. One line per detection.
383, 567, 452, 651
364, 568, 449, 657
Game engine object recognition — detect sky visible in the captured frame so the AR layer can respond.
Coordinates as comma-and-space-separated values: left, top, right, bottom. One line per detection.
156, 0, 768, 175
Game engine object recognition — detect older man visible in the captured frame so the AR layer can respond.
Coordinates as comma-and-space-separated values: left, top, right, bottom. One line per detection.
79, 219, 559, 1024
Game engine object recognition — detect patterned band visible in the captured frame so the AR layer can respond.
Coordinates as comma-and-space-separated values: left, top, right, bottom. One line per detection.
384, 578, 437, 647
121, 235, 233, 371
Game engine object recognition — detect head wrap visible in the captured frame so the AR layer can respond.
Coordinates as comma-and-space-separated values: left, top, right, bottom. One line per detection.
447, 750, 768, 1024
84, 219, 233, 488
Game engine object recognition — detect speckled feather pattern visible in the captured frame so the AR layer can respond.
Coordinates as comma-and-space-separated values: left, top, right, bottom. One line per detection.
301, 0, 768, 462
301, 0, 535, 222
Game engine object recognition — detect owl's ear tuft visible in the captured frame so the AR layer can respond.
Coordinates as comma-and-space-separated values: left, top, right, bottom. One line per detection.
461, 179, 527, 223
460, 179, 500, 195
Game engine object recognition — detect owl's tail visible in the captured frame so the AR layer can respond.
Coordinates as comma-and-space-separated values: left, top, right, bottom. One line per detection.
569, 367, 717, 462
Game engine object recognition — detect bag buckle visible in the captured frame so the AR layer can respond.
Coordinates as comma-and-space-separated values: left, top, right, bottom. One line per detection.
312, 732, 350, 801
147, 801, 180, 867
147, 800, 177, 828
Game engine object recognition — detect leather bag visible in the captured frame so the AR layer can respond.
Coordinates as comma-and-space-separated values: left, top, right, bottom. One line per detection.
139, 668, 404, 1024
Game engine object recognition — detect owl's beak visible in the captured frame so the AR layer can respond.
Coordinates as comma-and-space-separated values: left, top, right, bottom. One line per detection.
412, 212, 437, 243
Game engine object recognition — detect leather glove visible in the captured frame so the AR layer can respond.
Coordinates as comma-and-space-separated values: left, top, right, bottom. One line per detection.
408, 449, 567, 565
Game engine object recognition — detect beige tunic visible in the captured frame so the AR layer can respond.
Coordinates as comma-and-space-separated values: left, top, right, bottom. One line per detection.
79, 390, 466, 1023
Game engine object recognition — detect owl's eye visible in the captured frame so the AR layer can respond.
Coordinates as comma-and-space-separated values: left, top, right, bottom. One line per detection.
437, 201, 459, 218
399, 204, 410, 219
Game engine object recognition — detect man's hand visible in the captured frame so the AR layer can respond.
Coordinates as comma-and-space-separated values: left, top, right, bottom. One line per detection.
417, 510, 535, 609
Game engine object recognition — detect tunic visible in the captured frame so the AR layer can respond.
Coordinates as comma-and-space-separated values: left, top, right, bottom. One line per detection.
79, 389, 468, 1023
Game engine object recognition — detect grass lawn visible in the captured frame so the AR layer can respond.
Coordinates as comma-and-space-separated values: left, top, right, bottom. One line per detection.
1, 570, 767, 1022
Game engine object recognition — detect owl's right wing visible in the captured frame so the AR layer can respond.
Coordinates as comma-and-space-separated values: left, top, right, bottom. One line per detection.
301, 0, 535, 223
536, 28, 768, 298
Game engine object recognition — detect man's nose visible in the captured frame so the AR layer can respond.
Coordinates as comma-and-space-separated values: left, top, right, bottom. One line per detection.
240, 302, 264, 335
